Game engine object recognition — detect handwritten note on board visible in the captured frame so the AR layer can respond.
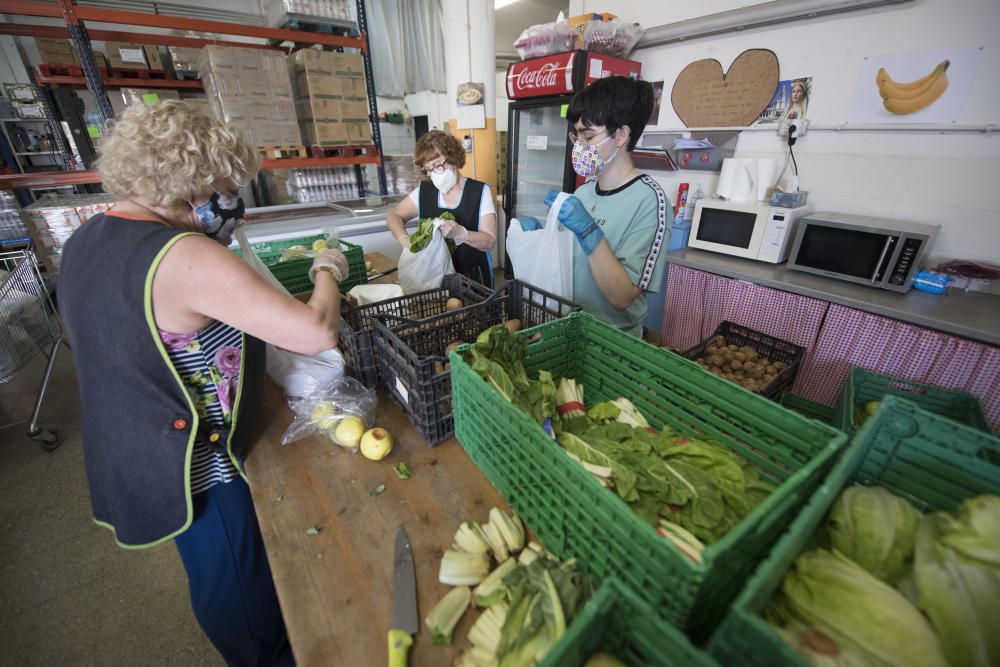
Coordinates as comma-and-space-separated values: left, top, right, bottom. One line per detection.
671, 49, 780, 127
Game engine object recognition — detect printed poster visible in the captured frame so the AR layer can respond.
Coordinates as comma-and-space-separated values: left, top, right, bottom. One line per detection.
848, 47, 982, 124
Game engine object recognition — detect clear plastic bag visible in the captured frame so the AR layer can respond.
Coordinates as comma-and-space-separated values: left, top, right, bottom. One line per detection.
583, 20, 644, 57
513, 20, 576, 60
278, 226, 342, 262
281, 376, 378, 448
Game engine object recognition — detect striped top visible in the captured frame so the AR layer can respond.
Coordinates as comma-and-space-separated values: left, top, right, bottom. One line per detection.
159, 321, 243, 495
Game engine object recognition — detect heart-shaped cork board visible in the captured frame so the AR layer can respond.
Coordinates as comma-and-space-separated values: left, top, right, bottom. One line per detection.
671, 49, 779, 127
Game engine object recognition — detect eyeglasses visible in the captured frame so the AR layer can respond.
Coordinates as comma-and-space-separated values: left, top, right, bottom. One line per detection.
420, 162, 448, 175
568, 129, 609, 145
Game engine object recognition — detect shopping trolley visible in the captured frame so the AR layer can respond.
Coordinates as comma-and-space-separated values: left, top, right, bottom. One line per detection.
0, 248, 62, 450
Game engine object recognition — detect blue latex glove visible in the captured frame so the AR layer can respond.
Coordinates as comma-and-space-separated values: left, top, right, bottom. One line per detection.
544, 189, 604, 255
519, 216, 542, 231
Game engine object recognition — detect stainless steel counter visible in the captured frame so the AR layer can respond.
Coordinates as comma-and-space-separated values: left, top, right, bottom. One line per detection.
665, 248, 1000, 345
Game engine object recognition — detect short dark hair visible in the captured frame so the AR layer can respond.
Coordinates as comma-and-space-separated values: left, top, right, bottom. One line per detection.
567, 76, 653, 151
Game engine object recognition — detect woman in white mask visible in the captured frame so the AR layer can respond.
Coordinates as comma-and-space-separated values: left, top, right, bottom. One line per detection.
386, 130, 497, 287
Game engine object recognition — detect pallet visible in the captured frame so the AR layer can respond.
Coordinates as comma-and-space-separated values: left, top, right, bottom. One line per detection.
307, 144, 377, 158
258, 144, 309, 159
38, 64, 109, 78
110, 68, 170, 81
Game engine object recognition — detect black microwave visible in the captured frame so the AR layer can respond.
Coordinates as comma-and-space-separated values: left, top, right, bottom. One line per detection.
787, 212, 939, 293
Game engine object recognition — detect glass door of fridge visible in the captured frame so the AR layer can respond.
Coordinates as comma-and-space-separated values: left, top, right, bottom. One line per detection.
508, 100, 571, 222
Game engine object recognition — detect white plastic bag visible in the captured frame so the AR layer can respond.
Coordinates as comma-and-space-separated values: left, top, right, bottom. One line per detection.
234, 227, 346, 397
505, 191, 574, 300
397, 219, 455, 294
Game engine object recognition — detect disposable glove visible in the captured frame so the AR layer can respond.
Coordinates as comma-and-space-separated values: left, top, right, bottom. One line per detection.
545, 189, 604, 255
439, 220, 470, 245
395, 233, 411, 249
308, 249, 348, 284
518, 216, 541, 231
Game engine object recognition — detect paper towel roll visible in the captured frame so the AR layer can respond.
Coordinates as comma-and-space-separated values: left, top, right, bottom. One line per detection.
717, 158, 754, 201
755, 159, 777, 201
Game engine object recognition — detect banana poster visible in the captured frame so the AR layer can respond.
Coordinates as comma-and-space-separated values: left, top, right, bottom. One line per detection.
848, 47, 982, 124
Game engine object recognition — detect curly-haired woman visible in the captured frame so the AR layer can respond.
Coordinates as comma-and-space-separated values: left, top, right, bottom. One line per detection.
58, 100, 345, 665
386, 130, 497, 287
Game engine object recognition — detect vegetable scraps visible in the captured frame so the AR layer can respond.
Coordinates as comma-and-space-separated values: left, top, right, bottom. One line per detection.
769, 487, 1000, 667
426, 506, 593, 667
462, 324, 775, 549
409, 211, 457, 254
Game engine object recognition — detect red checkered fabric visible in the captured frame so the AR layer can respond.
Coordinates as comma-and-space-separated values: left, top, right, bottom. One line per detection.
796, 304, 1000, 432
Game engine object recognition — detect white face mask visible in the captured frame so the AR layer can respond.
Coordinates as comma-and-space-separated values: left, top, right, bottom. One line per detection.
430, 166, 457, 193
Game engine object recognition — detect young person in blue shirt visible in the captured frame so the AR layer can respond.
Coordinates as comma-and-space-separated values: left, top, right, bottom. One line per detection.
521, 76, 672, 336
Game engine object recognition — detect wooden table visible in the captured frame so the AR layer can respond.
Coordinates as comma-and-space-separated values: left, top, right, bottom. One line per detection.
244, 381, 507, 666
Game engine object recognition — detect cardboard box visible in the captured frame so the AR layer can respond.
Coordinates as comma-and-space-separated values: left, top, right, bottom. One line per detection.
341, 76, 368, 101
167, 46, 203, 73
331, 99, 368, 121
4, 83, 37, 103
106, 41, 149, 69
143, 45, 164, 70
35, 37, 78, 65
300, 118, 348, 146
345, 119, 370, 144
329, 52, 364, 77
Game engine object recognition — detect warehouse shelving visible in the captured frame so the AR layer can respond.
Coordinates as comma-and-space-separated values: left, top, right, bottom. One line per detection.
0, 0, 388, 198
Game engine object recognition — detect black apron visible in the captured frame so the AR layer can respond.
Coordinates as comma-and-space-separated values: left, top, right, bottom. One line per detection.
418, 178, 493, 288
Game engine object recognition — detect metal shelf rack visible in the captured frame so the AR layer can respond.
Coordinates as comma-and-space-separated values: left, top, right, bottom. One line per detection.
0, 0, 388, 198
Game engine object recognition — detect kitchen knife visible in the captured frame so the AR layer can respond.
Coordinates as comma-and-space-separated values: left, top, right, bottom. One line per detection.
388, 525, 418, 667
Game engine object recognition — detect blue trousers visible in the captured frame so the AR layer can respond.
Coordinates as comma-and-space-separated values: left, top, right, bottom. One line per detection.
174, 477, 294, 666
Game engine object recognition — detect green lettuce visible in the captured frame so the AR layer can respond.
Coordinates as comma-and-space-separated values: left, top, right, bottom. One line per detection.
773, 548, 948, 667
825, 485, 920, 583
914, 495, 1000, 667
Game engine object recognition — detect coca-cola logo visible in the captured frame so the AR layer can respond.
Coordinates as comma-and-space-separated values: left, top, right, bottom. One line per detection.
514, 62, 560, 91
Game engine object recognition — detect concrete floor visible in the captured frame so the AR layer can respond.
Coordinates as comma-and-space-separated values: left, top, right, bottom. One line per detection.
0, 349, 222, 666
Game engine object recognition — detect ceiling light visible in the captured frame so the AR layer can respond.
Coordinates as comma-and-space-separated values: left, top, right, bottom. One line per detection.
495, 0, 521, 9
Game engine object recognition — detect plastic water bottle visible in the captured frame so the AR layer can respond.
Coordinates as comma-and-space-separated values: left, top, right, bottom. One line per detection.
683, 183, 704, 222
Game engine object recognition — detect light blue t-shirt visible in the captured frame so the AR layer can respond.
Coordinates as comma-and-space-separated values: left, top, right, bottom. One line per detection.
571, 174, 672, 337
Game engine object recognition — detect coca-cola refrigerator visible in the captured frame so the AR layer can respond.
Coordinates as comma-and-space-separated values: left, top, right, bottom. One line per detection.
503, 50, 641, 226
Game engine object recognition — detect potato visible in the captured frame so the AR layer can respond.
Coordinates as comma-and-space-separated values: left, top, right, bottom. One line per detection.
773, 361, 788, 372
707, 355, 723, 368
445, 297, 463, 311
505, 319, 522, 333
713, 335, 726, 346
745, 349, 759, 362
734, 351, 747, 362
729, 359, 743, 371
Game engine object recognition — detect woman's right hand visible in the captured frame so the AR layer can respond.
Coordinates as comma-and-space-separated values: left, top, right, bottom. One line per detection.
310, 249, 349, 284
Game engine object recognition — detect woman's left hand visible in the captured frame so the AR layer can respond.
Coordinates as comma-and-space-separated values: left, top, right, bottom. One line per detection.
439, 221, 469, 245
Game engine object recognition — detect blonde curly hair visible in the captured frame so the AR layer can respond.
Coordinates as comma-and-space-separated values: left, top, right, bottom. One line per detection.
97, 100, 260, 208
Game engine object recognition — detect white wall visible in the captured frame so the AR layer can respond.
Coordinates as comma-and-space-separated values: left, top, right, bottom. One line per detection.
569, 0, 1000, 264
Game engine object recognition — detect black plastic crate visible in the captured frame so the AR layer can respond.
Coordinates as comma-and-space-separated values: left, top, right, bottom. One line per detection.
373, 280, 579, 444
339, 274, 493, 387
683, 321, 805, 399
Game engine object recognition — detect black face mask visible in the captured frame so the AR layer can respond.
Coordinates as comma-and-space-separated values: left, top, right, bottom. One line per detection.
190, 191, 246, 245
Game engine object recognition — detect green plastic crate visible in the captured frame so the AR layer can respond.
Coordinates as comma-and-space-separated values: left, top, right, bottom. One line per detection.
451, 312, 847, 639
235, 234, 367, 294
779, 393, 835, 426
541, 579, 719, 667
709, 395, 1000, 667
834, 366, 992, 435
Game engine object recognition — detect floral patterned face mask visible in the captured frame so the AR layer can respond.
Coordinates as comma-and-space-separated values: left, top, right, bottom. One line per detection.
190, 191, 245, 245
571, 133, 619, 180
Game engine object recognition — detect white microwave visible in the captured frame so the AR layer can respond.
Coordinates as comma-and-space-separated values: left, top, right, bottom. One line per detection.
688, 200, 814, 263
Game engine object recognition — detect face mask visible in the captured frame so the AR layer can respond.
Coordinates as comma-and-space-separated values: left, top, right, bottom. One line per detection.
190, 191, 245, 245
571, 134, 620, 179
430, 166, 457, 193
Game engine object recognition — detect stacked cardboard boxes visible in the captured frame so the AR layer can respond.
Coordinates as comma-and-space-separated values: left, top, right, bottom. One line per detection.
33, 37, 110, 70
199, 46, 301, 148
167, 46, 203, 77
23, 193, 116, 273
103, 42, 162, 70
289, 49, 371, 147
